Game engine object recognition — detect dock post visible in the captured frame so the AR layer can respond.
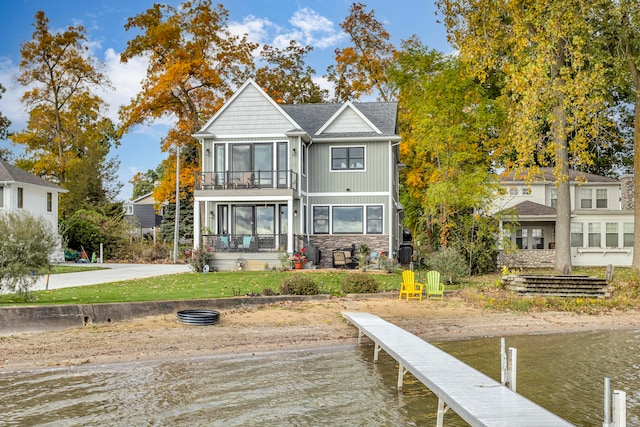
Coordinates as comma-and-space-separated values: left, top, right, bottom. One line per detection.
500, 339, 517, 391
436, 397, 446, 427
613, 390, 626, 427
508, 347, 517, 392
604, 377, 611, 427
358, 329, 364, 345
374, 343, 381, 363
397, 362, 406, 390
500, 338, 506, 385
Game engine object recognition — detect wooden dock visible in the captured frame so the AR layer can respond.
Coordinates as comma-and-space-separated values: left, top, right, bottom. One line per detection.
342, 312, 574, 426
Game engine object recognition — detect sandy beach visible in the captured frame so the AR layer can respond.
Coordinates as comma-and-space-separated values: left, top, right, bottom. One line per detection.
1, 295, 639, 372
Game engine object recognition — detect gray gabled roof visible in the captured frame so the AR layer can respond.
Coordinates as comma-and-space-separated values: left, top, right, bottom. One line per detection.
501, 167, 618, 183
0, 158, 66, 191
280, 102, 398, 137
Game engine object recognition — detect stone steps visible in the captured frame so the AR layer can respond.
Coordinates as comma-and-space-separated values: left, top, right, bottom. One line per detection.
502, 274, 610, 298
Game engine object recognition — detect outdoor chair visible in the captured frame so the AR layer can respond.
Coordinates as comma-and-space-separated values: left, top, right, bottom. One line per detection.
399, 270, 424, 301
333, 250, 356, 268
426, 270, 445, 300
216, 235, 230, 251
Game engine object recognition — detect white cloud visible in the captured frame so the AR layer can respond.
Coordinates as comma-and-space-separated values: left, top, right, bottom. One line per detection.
0, 57, 28, 132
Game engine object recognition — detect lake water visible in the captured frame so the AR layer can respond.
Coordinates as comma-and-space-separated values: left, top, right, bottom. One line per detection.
2, 330, 640, 426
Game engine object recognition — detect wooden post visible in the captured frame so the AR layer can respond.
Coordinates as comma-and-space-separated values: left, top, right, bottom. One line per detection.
613, 390, 626, 427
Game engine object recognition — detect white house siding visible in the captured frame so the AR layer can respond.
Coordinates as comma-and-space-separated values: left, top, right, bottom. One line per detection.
569, 211, 634, 267
2, 183, 60, 235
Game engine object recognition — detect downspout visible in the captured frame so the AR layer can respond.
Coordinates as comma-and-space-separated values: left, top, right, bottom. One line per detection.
390, 141, 401, 256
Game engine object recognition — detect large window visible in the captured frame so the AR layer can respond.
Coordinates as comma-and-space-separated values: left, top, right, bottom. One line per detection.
333, 206, 363, 233
331, 147, 364, 170
571, 223, 584, 247
588, 223, 601, 247
17, 187, 23, 209
605, 223, 618, 247
531, 228, 544, 249
312, 205, 383, 234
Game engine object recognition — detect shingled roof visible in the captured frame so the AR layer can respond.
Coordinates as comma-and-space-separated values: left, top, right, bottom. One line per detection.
0, 159, 65, 191
497, 200, 557, 217
280, 102, 398, 137
501, 167, 618, 183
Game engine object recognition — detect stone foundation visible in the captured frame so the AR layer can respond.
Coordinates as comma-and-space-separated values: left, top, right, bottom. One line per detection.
497, 249, 555, 268
307, 235, 390, 268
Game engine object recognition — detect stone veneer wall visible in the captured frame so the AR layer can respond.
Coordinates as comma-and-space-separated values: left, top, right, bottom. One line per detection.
308, 235, 390, 268
621, 175, 634, 210
497, 250, 555, 268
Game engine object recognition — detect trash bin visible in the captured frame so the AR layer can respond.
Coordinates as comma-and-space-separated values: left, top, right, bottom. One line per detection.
398, 244, 413, 264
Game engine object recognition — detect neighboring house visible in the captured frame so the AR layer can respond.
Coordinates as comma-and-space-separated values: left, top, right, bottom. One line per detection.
124, 192, 163, 239
0, 158, 68, 261
492, 167, 634, 267
192, 79, 404, 269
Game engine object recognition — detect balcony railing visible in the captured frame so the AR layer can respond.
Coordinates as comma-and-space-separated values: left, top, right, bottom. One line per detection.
195, 170, 297, 191
202, 233, 287, 252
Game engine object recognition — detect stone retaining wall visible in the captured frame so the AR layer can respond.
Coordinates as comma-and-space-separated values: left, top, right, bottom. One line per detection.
0, 295, 330, 336
310, 235, 389, 268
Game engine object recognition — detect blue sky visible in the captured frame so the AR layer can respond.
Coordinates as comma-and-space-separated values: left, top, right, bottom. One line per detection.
0, 0, 450, 201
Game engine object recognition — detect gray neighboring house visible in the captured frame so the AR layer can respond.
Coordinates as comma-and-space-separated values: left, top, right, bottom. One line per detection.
124, 192, 163, 239
192, 79, 404, 269
0, 158, 68, 261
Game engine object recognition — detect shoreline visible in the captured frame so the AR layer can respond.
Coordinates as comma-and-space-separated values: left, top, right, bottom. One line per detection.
2, 296, 640, 372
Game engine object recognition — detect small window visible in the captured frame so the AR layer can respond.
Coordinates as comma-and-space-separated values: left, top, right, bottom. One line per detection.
47, 192, 52, 212
531, 228, 544, 249
624, 223, 634, 247
366, 206, 383, 234
516, 229, 528, 249
508, 187, 518, 196
606, 223, 618, 247
571, 223, 584, 247
521, 187, 531, 195
17, 187, 23, 209
124, 205, 134, 215
313, 206, 329, 234
588, 223, 601, 247
596, 189, 607, 208
550, 187, 557, 208
0, 186, 3, 208
331, 147, 364, 171
580, 189, 592, 208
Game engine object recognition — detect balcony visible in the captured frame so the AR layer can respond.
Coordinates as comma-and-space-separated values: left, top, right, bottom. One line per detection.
195, 170, 297, 191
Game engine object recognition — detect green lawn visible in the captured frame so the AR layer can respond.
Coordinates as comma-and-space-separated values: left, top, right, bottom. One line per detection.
0, 270, 403, 306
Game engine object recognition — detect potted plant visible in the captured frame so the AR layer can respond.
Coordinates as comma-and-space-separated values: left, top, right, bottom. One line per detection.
290, 247, 307, 269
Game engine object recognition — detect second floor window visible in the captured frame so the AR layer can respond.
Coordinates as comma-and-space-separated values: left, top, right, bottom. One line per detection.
47, 192, 52, 212
580, 188, 608, 209
17, 187, 23, 209
0, 186, 3, 208
331, 147, 364, 171
124, 205, 134, 215
550, 187, 557, 208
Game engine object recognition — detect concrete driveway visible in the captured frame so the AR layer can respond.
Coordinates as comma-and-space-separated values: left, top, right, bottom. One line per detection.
32, 263, 193, 291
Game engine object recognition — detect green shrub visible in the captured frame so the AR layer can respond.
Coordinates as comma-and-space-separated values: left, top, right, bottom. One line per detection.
262, 287, 276, 296
426, 247, 468, 284
189, 247, 215, 272
279, 275, 319, 295
341, 273, 379, 294
0, 211, 59, 300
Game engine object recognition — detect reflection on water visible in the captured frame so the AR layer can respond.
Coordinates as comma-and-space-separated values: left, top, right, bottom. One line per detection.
1, 330, 640, 426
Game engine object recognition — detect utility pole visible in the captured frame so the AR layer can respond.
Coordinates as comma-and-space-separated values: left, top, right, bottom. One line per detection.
173, 145, 181, 263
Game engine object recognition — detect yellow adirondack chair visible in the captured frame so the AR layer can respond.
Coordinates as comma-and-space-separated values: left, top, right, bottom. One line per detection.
399, 270, 424, 301
426, 270, 445, 300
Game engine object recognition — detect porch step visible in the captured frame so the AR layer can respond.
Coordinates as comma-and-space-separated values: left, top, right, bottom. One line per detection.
502, 275, 610, 298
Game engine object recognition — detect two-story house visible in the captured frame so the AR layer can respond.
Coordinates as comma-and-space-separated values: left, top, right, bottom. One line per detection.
0, 158, 67, 261
192, 79, 403, 270
124, 192, 164, 240
492, 168, 634, 268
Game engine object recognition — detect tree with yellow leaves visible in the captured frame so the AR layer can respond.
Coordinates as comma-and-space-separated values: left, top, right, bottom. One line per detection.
438, 0, 616, 273
11, 11, 120, 216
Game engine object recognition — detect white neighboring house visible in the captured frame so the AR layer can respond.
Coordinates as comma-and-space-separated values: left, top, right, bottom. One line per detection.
0, 159, 68, 261
491, 168, 634, 268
